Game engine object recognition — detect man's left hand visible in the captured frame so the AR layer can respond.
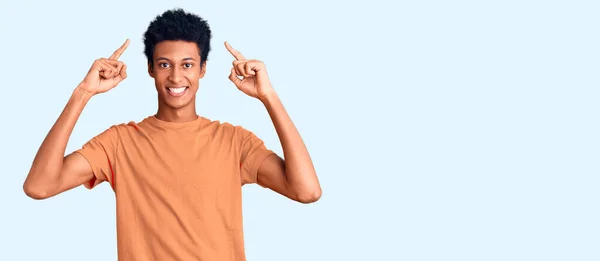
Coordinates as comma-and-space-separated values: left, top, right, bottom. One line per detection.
225, 41, 275, 102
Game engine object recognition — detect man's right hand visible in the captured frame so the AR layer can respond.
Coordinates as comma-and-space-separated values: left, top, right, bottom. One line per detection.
23, 39, 131, 200
78, 39, 130, 95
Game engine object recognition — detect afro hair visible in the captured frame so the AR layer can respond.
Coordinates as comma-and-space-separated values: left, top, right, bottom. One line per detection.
143, 8, 212, 68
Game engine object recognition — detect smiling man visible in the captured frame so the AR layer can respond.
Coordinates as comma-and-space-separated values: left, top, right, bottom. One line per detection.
23, 8, 321, 261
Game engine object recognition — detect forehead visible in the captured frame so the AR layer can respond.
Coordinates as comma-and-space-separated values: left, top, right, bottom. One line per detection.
153, 40, 200, 60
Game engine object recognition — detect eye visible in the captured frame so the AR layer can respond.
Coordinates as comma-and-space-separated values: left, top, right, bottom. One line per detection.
183, 63, 193, 68
159, 63, 170, 68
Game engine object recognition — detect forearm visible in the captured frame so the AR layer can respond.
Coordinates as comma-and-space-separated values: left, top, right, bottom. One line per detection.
24, 85, 93, 195
261, 92, 321, 199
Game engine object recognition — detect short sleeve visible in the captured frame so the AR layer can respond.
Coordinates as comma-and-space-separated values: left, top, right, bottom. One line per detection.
238, 127, 276, 185
73, 125, 120, 191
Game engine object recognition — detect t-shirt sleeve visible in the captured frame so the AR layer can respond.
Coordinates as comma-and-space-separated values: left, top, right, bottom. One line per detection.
73, 125, 120, 190
238, 127, 276, 185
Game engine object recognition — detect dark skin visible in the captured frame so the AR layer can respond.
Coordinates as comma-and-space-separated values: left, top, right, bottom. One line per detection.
23, 39, 321, 204
22, 40, 130, 199
148, 40, 205, 123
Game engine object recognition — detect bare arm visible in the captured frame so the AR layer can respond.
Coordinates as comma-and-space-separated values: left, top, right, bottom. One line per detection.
256, 92, 322, 204
23, 88, 95, 199
225, 42, 321, 204
23, 39, 130, 199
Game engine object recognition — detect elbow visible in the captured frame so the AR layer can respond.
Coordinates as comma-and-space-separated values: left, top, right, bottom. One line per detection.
23, 181, 51, 200
296, 188, 322, 204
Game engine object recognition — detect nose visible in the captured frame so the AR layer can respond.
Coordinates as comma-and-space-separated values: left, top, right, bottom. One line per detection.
168, 67, 183, 83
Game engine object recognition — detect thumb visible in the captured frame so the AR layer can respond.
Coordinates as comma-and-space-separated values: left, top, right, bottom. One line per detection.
228, 68, 242, 87
113, 64, 128, 84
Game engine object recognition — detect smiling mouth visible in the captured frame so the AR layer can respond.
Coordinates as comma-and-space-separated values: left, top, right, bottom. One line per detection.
167, 86, 189, 96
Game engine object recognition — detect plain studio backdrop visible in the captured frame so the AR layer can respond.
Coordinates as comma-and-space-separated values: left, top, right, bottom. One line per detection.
0, 0, 598, 260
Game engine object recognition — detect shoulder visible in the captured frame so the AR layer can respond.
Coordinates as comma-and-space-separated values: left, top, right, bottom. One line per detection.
200, 116, 251, 137
92, 119, 145, 142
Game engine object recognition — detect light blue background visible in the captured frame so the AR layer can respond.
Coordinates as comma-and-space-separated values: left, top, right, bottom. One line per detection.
1, 0, 598, 260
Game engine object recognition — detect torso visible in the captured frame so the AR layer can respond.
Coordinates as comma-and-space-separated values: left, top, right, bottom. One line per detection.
113, 116, 249, 261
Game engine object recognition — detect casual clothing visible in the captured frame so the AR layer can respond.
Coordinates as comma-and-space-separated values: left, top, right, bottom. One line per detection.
75, 115, 275, 261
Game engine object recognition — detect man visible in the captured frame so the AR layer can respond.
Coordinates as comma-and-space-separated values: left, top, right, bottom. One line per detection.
23, 8, 321, 261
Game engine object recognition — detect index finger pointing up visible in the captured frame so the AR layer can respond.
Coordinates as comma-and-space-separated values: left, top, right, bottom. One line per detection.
109, 39, 130, 60
224, 41, 245, 60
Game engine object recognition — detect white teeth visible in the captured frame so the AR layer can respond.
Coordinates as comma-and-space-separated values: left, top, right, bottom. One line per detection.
168, 87, 186, 94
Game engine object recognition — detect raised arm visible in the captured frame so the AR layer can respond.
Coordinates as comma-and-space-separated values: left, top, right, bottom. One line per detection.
225, 41, 321, 203
23, 39, 130, 199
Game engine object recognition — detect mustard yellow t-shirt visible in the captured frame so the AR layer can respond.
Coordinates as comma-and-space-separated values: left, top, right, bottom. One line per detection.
75, 115, 276, 261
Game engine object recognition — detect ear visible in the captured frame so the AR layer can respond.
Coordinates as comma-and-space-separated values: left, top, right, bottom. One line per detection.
199, 61, 207, 78
147, 61, 154, 78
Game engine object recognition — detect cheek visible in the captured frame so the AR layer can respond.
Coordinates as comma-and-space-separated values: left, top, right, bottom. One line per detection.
154, 72, 170, 85
185, 71, 202, 82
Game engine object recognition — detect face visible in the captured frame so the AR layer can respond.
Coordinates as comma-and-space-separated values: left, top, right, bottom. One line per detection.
148, 40, 206, 110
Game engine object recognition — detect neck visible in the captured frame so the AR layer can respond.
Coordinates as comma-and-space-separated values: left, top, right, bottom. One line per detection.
155, 102, 198, 123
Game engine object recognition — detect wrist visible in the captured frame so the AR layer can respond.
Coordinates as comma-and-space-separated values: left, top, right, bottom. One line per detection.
73, 84, 95, 103
259, 90, 278, 105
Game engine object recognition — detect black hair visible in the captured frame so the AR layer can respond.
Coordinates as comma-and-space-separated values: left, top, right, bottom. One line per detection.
143, 8, 212, 68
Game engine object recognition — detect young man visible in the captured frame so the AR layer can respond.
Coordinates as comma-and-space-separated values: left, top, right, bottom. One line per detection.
23, 8, 321, 261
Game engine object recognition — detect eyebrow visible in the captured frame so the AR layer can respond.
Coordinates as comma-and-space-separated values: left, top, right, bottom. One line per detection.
156, 57, 196, 62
